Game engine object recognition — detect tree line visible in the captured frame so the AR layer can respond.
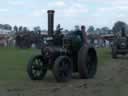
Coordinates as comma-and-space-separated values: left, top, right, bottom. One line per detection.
0, 24, 42, 34
0, 21, 127, 34
1, 21, 128, 49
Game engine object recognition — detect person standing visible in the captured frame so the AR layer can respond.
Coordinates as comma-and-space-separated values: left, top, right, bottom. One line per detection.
81, 25, 88, 45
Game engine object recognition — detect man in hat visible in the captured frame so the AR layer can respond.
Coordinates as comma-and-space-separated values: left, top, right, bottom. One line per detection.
81, 25, 88, 45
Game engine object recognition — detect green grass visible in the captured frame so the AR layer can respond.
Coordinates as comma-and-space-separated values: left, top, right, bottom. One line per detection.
97, 48, 112, 65
0, 47, 111, 80
0, 47, 40, 80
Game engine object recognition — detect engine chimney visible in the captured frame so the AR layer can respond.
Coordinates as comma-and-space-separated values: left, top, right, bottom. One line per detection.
47, 10, 55, 36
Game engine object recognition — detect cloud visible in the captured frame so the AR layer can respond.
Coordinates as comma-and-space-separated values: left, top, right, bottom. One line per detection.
97, 5, 128, 14
8, 1, 25, 6
55, 1, 65, 6
116, 6, 128, 10
31, 9, 46, 17
98, 7, 114, 12
63, 3, 88, 17
92, 13, 101, 17
46, 2, 88, 17
116, 14, 125, 18
89, 0, 126, 4
64, 8, 88, 17
0, 8, 8, 12
48, 1, 66, 8
111, 0, 128, 6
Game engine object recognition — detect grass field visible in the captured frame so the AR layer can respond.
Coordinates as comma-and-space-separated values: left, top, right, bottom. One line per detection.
97, 48, 111, 64
0, 47, 40, 80
0, 47, 111, 80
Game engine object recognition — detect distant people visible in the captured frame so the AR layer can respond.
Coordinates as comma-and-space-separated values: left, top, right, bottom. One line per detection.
15, 35, 21, 48
31, 43, 36, 48
103, 40, 106, 47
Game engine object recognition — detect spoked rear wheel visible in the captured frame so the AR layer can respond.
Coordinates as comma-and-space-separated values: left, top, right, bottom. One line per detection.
27, 55, 47, 80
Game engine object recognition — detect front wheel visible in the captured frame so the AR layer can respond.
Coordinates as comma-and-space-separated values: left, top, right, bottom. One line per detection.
53, 56, 73, 82
27, 55, 47, 80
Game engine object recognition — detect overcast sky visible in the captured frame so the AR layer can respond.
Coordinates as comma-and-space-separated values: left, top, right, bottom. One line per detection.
0, 0, 128, 30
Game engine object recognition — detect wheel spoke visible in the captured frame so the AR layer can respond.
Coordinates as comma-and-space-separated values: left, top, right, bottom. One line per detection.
38, 59, 42, 65
33, 69, 42, 77
31, 58, 45, 74
36, 70, 41, 76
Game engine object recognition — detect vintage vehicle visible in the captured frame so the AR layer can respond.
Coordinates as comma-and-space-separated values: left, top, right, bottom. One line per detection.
27, 10, 98, 82
112, 28, 128, 58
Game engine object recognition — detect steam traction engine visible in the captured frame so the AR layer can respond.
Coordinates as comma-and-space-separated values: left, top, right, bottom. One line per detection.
112, 28, 128, 58
27, 10, 98, 82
